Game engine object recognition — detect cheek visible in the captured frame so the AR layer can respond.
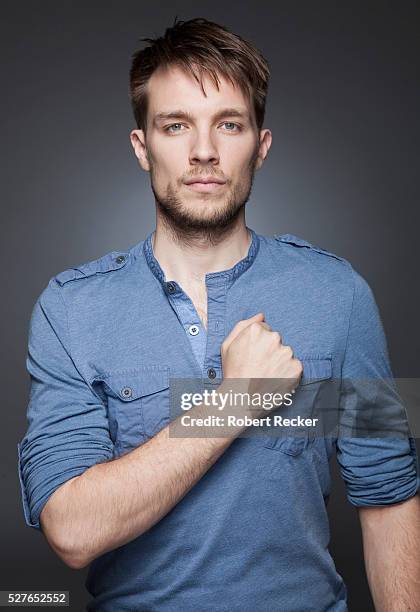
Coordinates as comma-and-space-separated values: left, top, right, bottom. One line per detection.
149, 141, 187, 180
148, 160, 176, 185
221, 138, 258, 172
221, 158, 255, 186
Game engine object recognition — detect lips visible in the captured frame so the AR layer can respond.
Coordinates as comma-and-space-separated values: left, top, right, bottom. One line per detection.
186, 181, 226, 193
184, 177, 226, 185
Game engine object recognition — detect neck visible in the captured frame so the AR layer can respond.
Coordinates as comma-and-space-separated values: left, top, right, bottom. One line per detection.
152, 219, 252, 285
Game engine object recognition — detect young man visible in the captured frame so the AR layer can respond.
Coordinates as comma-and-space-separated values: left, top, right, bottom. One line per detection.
18, 17, 419, 611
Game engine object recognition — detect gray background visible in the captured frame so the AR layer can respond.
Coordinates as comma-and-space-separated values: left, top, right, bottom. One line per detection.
1, 1, 419, 610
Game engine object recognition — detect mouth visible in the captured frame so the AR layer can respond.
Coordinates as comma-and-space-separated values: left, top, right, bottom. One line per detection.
184, 180, 226, 193
185, 177, 226, 193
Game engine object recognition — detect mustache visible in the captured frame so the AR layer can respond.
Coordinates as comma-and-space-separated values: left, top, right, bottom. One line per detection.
183, 171, 227, 183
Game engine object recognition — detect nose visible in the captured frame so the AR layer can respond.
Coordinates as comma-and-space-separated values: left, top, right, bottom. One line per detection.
189, 128, 220, 166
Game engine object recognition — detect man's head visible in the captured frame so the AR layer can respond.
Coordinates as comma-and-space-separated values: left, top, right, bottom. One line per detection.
129, 17, 272, 243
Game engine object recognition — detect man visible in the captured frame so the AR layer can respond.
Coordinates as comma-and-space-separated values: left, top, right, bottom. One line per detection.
18, 17, 419, 611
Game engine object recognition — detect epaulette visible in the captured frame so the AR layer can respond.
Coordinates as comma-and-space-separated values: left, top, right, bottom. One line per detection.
274, 233, 346, 262
55, 250, 130, 286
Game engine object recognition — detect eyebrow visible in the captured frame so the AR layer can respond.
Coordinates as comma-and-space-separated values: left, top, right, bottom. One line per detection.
153, 108, 250, 126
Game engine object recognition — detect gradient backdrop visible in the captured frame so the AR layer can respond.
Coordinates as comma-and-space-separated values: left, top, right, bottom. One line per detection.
2, 2, 419, 610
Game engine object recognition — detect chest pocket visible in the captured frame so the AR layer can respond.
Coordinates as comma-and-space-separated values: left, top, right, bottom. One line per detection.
102, 365, 170, 456
262, 357, 333, 456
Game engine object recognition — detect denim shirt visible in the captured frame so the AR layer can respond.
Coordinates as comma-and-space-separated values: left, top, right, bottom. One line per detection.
18, 228, 419, 611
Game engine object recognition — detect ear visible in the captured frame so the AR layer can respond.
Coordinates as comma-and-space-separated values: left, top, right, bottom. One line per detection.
254, 128, 272, 171
130, 129, 150, 172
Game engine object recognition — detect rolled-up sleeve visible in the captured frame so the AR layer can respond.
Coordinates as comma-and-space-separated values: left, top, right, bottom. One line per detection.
18, 278, 114, 530
336, 268, 419, 506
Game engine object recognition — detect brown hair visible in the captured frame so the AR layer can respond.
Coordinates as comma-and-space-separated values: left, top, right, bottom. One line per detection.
129, 17, 270, 133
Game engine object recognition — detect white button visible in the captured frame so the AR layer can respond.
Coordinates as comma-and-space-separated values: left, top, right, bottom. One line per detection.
188, 324, 199, 336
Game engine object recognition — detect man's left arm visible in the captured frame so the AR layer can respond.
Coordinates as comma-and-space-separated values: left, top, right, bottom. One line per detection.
334, 266, 419, 607
358, 495, 420, 611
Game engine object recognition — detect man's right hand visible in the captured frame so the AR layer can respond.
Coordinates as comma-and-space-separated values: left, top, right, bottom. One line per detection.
220, 312, 303, 406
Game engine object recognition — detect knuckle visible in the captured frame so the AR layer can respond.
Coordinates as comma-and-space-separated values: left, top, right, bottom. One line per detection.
282, 344, 293, 357
293, 358, 303, 375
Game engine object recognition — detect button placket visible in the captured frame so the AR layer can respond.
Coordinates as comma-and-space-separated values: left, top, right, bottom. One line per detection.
165, 285, 207, 371
202, 276, 227, 385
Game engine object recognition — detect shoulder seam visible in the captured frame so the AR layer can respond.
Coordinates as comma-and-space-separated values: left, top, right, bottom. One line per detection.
55, 250, 129, 286
274, 234, 346, 263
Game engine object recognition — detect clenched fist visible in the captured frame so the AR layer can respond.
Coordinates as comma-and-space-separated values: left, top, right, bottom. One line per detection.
220, 312, 302, 413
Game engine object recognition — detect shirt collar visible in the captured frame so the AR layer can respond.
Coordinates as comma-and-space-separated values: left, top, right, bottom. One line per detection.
143, 226, 260, 291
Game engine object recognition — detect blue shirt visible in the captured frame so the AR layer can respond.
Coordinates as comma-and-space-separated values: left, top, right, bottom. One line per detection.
18, 228, 419, 611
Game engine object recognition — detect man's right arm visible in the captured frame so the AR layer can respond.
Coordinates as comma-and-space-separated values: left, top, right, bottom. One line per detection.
40, 312, 302, 569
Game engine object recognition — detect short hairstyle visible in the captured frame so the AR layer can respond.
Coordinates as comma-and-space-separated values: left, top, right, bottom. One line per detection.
129, 17, 270, 133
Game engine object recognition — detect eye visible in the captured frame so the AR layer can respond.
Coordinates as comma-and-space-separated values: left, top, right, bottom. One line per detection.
165, 123, 185, 133
221, 122, 241, 132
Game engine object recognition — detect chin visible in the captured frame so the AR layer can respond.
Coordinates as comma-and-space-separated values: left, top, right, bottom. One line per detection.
189, 205, 231, 220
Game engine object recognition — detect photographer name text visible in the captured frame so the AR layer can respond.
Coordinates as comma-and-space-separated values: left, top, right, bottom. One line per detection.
180, 414, 319, 427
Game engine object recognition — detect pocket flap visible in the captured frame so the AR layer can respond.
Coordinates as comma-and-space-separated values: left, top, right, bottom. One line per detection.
103, 366, 170, 401
300, 357, 332, 385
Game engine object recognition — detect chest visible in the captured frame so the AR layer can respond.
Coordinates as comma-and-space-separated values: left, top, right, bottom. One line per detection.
181, 282, 208, 330
71, 274, 346, 467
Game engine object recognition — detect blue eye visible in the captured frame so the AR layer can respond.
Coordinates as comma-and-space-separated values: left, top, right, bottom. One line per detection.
164, 122, 241, 133
223, 122, 238, 130
165, 123, 184, 133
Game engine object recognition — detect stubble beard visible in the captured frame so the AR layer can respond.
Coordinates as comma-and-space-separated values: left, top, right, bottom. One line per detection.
149, 153, 259, 247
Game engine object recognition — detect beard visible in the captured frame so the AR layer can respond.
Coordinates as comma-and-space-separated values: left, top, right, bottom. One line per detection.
149, 150, 259, 247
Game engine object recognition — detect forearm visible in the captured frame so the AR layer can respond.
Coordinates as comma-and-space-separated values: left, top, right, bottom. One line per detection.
359, 494, 420, 611
40, 382, 242, 569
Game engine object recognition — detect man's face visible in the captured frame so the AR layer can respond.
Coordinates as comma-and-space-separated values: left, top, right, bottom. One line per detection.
130, 64, 271, 237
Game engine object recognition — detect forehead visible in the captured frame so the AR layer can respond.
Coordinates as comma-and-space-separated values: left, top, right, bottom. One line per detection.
146, 64, 251, 117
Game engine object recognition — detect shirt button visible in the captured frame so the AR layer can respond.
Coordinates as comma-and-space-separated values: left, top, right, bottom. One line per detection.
188, 324, 199, 336
207, 367, 216, 380
121, 386, 132, 398
166, 282, 176, 294
115, 255, 126, 264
